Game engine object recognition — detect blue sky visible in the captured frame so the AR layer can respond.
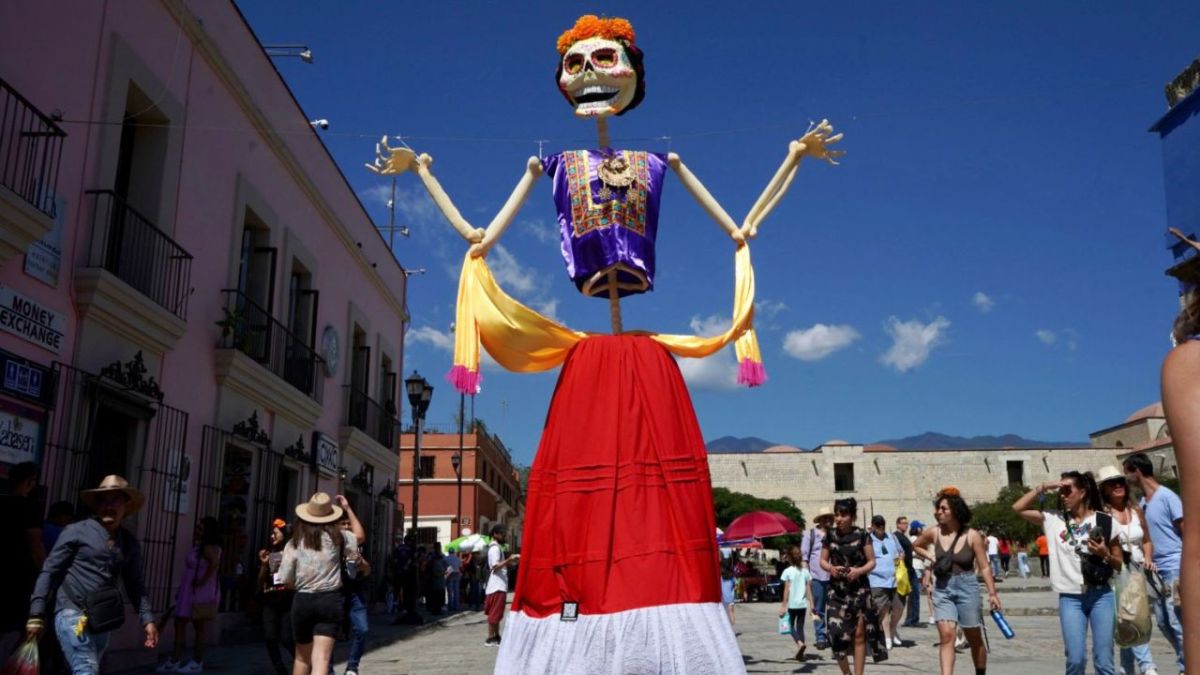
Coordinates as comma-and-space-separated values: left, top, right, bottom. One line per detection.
237, 1, 1199, 465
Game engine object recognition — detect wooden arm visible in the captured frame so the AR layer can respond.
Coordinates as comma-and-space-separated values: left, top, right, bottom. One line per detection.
742, 144, 804, 239
472, 156, 544, 258
413, 154, 485, 244
667, 153, 744, 244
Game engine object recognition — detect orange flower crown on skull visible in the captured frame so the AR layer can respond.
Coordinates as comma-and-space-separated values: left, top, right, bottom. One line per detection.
557, 15, 636, 54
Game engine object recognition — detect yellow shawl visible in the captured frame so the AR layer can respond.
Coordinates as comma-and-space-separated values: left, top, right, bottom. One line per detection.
447, 244, 764, 393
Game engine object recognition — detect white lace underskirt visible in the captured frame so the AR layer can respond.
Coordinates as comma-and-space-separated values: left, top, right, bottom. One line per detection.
493, 602, 746, 675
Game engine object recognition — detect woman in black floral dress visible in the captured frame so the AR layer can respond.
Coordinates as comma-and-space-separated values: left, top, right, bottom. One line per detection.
820, 498, 887, 674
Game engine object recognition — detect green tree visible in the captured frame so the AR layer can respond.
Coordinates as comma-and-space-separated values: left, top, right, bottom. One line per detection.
712, 487, 806, 552
968, 484, 1060, 545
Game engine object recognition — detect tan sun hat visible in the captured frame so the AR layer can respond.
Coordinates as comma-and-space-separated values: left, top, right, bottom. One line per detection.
295, 492, 344, 524
80, 475, 145, 514
815, 506, 835, 521
1095, 465, 1125, 486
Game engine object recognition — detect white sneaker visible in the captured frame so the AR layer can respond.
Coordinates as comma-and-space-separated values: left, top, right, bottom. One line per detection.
177, 661, 203, 673
156, 660, 179, 673
893, 631, 903, 645
927, 617, 935, 625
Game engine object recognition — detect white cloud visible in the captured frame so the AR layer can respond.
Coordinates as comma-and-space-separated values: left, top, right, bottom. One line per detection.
677, 350, 740, 390
1036, 329, 1057, 345
689, 314, 732, 337
973, 292, 995, 313
755, 299, 789, 319
360, 184, 441, 227
782, 324, 860, 361
880, 316, 950, 372
406, 324, 502, 369
407, 325, 453, 351
488, 244, 538, 295
520, 218, 558, 244
533, 298, 560, 321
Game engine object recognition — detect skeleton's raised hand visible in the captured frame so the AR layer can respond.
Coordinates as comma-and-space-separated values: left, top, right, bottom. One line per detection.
791, 119, 845, 165
365, 135, 421, 175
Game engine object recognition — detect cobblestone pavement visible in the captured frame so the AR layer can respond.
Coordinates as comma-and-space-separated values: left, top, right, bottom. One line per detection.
123, 578, 1184, 674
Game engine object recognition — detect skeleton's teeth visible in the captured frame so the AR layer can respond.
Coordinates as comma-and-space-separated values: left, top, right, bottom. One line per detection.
574, 85, 619, 97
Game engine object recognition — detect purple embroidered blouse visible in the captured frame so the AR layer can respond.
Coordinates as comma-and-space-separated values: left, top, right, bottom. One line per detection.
543, 149, 668, 298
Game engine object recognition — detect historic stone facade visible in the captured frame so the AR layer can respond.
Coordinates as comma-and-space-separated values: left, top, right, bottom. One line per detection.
708, 441, 1127, 525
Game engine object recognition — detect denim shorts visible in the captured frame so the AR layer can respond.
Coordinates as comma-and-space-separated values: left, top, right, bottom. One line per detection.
932, 573, 982, 628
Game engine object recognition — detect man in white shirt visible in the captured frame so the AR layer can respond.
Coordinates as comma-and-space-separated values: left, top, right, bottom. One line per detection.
484, 526, 519, 647
985, 530, 1002, 580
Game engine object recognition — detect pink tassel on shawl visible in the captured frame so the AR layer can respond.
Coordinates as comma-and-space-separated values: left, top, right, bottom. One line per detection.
446, 365, 481, 395
737, 359, 766, 387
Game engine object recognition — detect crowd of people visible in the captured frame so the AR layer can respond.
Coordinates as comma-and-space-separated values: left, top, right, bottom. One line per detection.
0, 458, 1190, 675
754, 452, 1185, 675
0, 467, 519, 675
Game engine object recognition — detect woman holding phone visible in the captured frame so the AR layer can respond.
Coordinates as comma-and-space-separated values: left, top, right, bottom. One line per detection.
1013, 472, 1123, 675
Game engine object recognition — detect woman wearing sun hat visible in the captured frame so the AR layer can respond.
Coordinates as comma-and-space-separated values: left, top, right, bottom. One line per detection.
279, 493, 358, 675
1097, 465, 1159, 675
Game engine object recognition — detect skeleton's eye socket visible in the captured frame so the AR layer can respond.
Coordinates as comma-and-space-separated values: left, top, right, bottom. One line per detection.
564, 53, 585, 75
591, 48, 618, 68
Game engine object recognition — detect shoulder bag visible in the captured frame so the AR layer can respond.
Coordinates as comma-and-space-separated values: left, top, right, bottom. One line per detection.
931, 530, 963, 580
79, 585, 126, 634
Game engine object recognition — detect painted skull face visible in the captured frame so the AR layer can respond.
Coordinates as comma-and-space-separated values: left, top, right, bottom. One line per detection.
558, 37, 638, 118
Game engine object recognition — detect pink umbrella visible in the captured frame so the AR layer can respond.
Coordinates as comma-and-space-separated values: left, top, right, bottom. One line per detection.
723, 510, 802, 540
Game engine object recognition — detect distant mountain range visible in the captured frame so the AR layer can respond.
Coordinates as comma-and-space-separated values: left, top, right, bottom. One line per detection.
875, 432, 1089, 450
705, 436, 780, 453
705, 432, 1088, 453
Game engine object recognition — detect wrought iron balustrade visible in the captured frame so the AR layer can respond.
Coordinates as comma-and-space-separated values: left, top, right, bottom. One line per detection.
343, 385, 397, 449
218, 289, 324, 402
0, 78, 66, 218
85, 190, 193, 320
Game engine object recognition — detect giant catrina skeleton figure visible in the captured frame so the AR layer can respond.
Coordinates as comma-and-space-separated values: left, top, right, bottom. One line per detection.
369, 15, 842, 673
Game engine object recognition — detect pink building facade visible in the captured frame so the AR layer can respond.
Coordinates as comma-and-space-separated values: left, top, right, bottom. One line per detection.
1, 0, 406, 660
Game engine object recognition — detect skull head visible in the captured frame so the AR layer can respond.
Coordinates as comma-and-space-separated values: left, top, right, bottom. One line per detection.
557, 37, 644, 118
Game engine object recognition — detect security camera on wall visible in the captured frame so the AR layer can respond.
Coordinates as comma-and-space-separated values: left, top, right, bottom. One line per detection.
309, 118, 329, 130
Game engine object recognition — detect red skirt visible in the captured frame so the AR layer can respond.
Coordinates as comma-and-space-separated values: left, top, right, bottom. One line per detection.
512, 334, 722, 619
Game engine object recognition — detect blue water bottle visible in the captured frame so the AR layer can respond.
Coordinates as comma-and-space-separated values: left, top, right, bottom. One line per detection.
991, 609, 1015, 639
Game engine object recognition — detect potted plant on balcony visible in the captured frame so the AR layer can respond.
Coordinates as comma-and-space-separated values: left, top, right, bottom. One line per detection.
215, 306, 251, 351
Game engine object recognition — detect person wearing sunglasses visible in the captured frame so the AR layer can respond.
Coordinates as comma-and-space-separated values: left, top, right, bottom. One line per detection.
1097, 465, 1159, 675
1014, 472, 1124, 675
911, 487, 999, 675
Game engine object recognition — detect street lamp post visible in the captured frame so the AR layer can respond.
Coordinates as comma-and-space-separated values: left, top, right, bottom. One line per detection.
453, 390, 465, 537
405, 371, 433, 539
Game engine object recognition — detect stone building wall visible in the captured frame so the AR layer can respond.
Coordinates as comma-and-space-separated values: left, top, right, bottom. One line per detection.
708, 443, 1127, 526
1089, 418, 1167, 449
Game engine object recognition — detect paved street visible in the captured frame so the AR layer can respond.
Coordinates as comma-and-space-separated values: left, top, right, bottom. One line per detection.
119, 578, 1182, 674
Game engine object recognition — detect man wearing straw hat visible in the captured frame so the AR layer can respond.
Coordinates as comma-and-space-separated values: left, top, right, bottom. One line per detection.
25, 475, 159, 674
800, 505, 835, 650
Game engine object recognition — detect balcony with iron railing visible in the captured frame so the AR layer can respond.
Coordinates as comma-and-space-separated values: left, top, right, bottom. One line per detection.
217, 289, 324, 403
0, 77, 67, 264
342, 385, 397, 450
84, 190, 193, 320
0, 77, 66, 219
